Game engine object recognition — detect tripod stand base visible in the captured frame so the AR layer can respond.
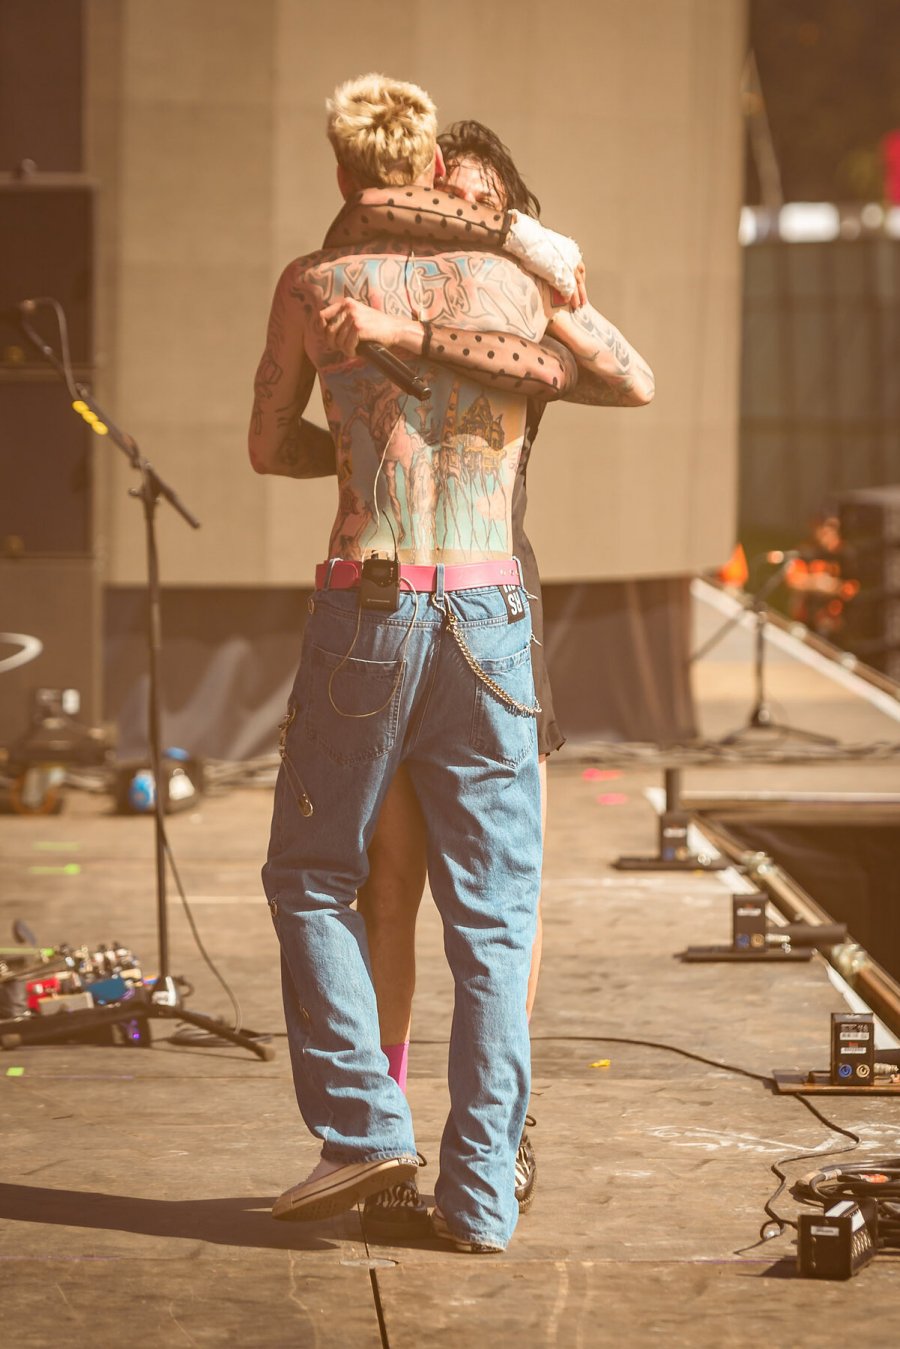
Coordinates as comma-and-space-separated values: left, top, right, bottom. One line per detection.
0, 987, 275, 1061
719, 712, 838, 748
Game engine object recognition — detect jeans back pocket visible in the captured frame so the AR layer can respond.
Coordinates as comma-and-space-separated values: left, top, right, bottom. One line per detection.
306, 644, 405, 766
471, 642, 537, 768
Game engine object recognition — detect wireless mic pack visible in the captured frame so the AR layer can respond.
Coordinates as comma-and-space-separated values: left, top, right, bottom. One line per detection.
359, 557, 399, 612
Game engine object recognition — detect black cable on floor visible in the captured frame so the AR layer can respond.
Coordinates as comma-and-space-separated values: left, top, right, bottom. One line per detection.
493, 1033, 863, 1254
162, 833, 243, 1036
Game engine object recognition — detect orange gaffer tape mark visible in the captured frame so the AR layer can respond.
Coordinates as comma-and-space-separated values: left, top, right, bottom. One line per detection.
596, 793, 628, 806
582, 768, 621, 781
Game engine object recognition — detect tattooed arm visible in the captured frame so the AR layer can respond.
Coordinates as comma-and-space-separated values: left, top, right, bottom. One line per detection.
319, 297, 578, 400
282, 419, 338, 478
548, 302, 655, 407
323, 196, 649, 407
249, 263, 321, 477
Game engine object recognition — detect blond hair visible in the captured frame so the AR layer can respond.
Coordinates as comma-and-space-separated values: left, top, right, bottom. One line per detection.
326, 73, 437, 188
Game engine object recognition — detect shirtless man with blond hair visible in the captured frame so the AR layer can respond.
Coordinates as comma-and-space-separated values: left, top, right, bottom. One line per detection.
250, 72, 652, 1253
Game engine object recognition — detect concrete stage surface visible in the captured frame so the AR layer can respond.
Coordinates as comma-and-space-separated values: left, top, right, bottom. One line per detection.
2, 587, 900, 1347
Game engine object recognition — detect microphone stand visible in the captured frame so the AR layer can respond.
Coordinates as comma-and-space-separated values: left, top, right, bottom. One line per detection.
611, 554, 836, 877
695, 553, 837, 747
9, 307, 273, 1059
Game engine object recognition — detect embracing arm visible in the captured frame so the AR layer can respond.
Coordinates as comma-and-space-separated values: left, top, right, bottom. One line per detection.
323, 188, 654, 406
325, 186, 585, 303
249, 265, 322, 477
549, 302, 655, 407
325, 187, 510, 250
319, 298, 578, 400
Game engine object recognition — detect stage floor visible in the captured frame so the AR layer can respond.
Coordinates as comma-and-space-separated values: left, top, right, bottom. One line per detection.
2, 593, 900, 1347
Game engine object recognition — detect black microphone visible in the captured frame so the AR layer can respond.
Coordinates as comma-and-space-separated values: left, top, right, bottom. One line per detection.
357, 340, 431, 402
13, 299, 55, 361
3, 298, 38, 326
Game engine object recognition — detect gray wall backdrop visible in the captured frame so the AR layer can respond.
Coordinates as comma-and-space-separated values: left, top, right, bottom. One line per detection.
84, 0, 747, 588
740, 238, 900, 547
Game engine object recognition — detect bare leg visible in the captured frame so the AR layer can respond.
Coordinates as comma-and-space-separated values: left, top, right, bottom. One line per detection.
358, 763, 428, 1046
525, 755, 548, 1022
362, 755, 545, 1039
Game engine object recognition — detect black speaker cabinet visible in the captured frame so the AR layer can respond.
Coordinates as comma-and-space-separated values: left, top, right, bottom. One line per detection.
0, 376, 94, 556
838, 485, 900, 681
0, 176, 94, 370
0, 557, 101, 747
0, 175, 95, 558
0, 1, 84, 174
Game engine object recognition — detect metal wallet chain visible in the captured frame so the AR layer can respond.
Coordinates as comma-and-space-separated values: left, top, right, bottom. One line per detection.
444, 607, 541, 717
278, 704, 313, 817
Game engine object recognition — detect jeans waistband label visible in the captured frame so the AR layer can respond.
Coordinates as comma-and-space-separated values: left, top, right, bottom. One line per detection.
499, 584, 527, 624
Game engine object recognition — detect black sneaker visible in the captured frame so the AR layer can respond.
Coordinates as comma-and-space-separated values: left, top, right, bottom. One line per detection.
515, 1115, 537, 1213
362, 1176, 430, 1237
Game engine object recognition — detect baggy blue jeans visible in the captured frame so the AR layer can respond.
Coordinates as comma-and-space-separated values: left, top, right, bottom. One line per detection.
262, 572, 542, 1248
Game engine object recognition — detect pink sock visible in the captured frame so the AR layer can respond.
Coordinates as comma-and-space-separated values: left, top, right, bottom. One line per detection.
383, 1041, 409, 1093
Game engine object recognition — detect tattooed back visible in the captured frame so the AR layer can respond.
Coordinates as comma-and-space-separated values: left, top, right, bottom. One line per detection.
296, 241, 551, 564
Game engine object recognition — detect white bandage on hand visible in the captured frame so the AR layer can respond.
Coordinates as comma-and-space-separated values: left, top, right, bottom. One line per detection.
504, 210, 582, 298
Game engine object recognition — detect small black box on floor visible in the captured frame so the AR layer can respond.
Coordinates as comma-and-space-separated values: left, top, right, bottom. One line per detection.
658, 810, 691, 862
112, 752, 204, 815
680, 901, 836, 963
797, 1199, 878, 1279
732, 893, 767, 951
830, 1011, 875, 1085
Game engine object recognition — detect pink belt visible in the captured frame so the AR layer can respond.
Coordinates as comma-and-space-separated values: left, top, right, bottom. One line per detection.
315, 558, 523, 593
